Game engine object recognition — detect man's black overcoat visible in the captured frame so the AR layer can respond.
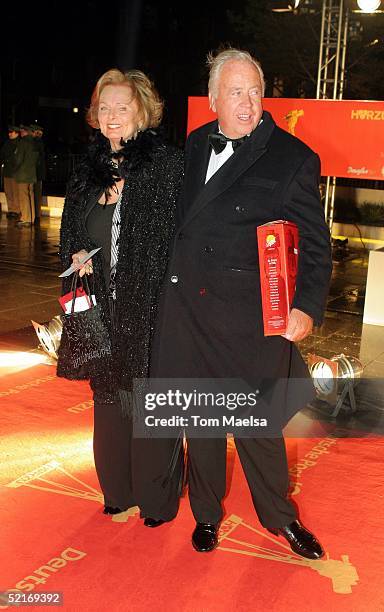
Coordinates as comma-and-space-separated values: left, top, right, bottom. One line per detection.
151, 111, 332, 423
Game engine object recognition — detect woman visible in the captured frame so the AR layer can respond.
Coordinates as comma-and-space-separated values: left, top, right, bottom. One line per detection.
58, 69, 184, 515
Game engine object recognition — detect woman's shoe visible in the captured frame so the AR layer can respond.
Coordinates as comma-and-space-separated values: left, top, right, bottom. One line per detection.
144, 517, 165, 528
103, 505, 129, 515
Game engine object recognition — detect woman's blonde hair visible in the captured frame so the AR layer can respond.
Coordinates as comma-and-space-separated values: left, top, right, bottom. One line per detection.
86, 68, 163, 130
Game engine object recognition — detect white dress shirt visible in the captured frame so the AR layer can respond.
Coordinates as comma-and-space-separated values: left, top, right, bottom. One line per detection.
205, 120, 263, 184
205, 140, 234, 183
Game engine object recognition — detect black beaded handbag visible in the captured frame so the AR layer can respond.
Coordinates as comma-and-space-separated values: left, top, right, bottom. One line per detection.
57, 272, 112, 380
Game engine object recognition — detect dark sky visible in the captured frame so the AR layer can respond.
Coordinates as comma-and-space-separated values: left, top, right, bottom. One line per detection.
1, 0, 383, 148
0, 0, 243, 145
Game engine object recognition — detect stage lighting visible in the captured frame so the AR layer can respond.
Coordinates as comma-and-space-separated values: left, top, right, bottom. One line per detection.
308, 353, 363, 417
356, 0, 381, 12
0, 352, 47, 367
31, 316, 63, 360
271, 0, 300, 12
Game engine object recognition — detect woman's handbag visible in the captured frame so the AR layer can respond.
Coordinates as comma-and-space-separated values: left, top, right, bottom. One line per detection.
57, 272, 112, 380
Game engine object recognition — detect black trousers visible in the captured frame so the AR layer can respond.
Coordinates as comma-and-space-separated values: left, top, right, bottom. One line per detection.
93, 390, 184, 515
189, 436, 297, 527
91, 295, 137, 509
234, 436, 297, 527
93, 391, 136, 509
146, 435, 297, 528
132, 437, 184, 522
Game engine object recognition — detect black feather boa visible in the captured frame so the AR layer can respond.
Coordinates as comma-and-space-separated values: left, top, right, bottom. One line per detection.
75, 128, 166, 201
59, 127, 184, 392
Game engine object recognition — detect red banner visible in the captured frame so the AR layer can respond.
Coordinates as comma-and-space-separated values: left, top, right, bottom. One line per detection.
187, 97, 384, 180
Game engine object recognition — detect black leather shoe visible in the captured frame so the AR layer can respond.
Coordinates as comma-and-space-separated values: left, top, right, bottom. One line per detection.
192, 523, 219, 552
144, 517, 165, 528
268, 520, 324, 559
103, 506, 128, 515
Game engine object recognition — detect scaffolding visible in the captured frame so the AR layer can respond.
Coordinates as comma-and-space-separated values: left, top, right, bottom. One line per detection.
316, 0, 349, 229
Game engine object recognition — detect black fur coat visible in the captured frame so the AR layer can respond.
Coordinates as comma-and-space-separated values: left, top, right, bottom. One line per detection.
58, 130, 184, 394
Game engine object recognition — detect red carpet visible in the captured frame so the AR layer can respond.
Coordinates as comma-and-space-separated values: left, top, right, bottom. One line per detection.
1, 364, 384, 611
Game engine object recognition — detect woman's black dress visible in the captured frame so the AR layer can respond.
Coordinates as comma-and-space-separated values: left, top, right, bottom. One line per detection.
58, 130, 184, 511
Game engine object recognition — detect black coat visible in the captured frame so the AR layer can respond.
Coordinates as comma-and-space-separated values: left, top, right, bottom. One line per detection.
0, 137, 19, 177
151, 111, 332, 421
58, 130, 184, 393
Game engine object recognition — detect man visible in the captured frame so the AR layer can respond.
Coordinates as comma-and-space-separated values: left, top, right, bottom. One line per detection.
0, 126, 21, 219
14, 124, 38, 226
31, 124, 46, 222
143, 49, 332, 559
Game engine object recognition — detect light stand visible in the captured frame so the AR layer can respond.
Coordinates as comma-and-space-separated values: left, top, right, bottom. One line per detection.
308, 353, 364, 417
31, 317, 63, 360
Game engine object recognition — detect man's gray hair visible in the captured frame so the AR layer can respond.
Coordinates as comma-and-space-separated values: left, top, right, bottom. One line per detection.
207, 48, 265, 99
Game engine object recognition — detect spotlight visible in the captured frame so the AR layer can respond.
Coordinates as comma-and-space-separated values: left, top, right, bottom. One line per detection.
356, 0, 381, 12
271, 0, 300, 12
0, 352, 48, 368
308, 353, 363, 417
31, 316, 63, 360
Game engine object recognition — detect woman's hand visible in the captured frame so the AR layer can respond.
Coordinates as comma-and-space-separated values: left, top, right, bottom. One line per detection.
72, 250, 93, 277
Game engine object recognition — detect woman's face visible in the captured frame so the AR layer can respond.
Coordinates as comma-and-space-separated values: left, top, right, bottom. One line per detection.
97, 84, 141, 149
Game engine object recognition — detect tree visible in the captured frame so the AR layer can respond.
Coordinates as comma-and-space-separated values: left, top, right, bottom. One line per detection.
228, 0, 384, 100
228, 1, 321, 97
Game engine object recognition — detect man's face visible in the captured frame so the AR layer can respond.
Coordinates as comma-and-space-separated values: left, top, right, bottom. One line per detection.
20, 129, 28, 138
8, 130, 18, 140
209, 60, 263, 139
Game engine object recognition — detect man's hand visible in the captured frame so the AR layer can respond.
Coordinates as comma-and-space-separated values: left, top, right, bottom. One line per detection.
72, 250, 93, 277
282, 308, 313, 342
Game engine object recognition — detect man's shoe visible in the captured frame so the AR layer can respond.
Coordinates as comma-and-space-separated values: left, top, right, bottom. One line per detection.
192, 523, 219, 552
268, 520, 324, 559
143, 517, 165, 528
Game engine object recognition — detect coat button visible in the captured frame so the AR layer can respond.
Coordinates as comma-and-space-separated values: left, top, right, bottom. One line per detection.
178, 233, 184, 240
235, 205, 245, 213
170, 275, 179, 284
204, 246, 214, 253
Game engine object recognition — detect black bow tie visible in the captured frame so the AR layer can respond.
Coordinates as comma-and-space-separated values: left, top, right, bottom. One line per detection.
208, 132, 248, 155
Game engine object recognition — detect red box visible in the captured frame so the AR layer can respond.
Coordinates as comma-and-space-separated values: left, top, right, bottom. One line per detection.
256, 220, 299, 336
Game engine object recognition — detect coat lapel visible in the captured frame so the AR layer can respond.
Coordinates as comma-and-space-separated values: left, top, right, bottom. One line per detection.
184, 122, 216, 205
180, 111, 276, 230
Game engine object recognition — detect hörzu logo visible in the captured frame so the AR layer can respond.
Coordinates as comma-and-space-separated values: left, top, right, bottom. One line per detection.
351, 109, 384, 120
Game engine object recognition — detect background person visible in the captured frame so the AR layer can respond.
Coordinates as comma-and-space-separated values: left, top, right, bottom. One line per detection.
14, 125, 38, 226
31, 124, 46, 223
58, 69, 184, 516
0, 126, 21, 219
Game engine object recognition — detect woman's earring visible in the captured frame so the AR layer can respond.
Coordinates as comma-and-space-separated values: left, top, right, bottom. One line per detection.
133, 124, 142, 140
